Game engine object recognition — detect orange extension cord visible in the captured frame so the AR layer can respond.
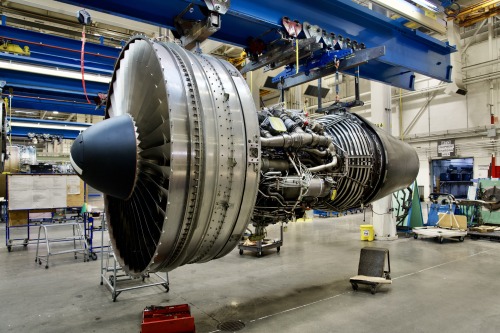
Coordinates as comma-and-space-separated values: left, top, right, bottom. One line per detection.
81, 25, 91, 104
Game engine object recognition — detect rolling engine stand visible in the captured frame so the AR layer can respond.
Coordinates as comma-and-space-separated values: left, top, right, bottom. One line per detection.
238, 223, 283, 257
413, 194, 467, 243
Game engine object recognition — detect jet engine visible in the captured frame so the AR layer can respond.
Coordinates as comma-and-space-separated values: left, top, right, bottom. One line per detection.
70, 37, 419, 276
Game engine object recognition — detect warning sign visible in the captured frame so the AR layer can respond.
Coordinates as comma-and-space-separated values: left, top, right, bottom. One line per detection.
437, 139, 455, 157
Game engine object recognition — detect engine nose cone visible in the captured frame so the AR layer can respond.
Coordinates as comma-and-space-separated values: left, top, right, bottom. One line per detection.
70, 114, 138, 200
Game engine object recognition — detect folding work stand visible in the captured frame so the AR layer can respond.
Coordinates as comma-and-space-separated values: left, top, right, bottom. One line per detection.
350, 247, 392, 294
35, 221, 89, 269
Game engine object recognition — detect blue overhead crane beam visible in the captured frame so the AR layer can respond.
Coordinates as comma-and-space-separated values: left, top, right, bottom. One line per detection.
56, 0, 455, 90
4, 95, 105, 116
0, 25, 115, 114
0, 50, 112, 76
0, 68, 108, 97
7, 116, 91, 139
0, 25, 118, 75
0, 66, 109, 114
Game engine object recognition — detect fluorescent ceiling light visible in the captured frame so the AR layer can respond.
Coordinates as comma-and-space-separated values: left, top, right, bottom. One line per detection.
0, 61, 111, 83
412, 0, 439, 12
371, 0, 445, 34
52, 111, 59, 114
9, 121, 91, 131
14, 110, 37, 114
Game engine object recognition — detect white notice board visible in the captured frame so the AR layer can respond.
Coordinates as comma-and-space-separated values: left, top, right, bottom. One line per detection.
67, 175, 81, 195
8, 175, 68, 210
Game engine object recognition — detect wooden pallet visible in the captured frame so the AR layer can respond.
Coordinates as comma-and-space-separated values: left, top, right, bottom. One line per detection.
468, 230, 500, 241
470, 226, 498, 233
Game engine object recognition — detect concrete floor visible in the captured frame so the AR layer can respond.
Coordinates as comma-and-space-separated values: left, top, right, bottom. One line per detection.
1, 213, 500, 333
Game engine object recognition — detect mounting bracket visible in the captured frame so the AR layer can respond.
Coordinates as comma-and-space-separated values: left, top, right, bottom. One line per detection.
174, 0, 230, 50
278, 46, 386, 90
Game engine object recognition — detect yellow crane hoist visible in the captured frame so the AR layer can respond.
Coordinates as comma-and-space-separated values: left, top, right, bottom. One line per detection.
0, 40, 30, 56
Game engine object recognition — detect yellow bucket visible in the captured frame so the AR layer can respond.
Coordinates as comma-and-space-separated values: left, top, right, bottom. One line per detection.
360, 225, 374, 241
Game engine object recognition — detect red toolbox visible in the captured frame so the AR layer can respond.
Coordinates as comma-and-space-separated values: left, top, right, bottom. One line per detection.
141, 304, 195, 333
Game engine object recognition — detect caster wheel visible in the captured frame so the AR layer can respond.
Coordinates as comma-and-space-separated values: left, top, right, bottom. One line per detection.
90, 252, 98, 260
45, 265, 49, 269
385, 273, 391, 280
371, 286, 377, 295
413, 234, 418, 239
351, 283, 358, 291
164, 285, 170, 292
7, 246, 11, 252
439, 237, 444, 244
257, 251, 262, 257
276, 247, 280, 253
459, 236, 465, 242
112, 296, 117, 302
39, 259, 42, 265
239, 249, 243, 255
100, 281, 103, 286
